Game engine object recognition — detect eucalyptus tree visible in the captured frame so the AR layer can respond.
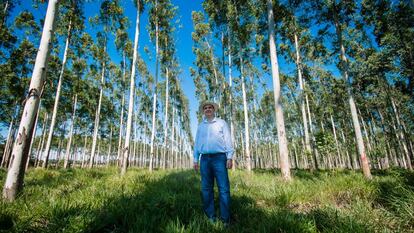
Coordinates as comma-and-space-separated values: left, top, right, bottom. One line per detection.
121, 0, 144, 175
265, 0, 291, 180
147, 0, 177, 171
88, 0, 123, 168
2, 0, 60, 201
42, 0, 84, 168
309, 0, 372, 178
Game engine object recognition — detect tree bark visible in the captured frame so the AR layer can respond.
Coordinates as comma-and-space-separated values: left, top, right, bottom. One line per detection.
333, 16, 371, 178
89, 53, 106, 168
2, 0, 59, 201
267, 0, 291, 181
42, 18, 72, 168
64, 94, 77, 169
240, 56, 251, 172
149, 10, 159, 172
122, 4, 140, 175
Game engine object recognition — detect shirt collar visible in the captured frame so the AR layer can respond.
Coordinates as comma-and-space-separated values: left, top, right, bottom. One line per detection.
203, 116, 217, 123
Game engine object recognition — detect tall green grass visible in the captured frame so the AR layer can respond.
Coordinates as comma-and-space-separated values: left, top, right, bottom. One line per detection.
0, 168, 413, 232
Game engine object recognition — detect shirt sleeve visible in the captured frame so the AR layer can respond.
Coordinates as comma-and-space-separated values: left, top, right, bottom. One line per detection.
222, 120, 234, 160
193, 125, 200, 163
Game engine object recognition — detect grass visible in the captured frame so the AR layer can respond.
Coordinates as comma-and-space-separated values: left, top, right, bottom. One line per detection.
0, 167, 413, 233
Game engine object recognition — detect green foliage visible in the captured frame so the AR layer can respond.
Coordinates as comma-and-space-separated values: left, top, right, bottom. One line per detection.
314, 131, 336, 157
0, 168, 413, 232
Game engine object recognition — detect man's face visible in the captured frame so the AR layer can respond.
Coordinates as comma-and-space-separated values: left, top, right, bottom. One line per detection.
203, 104, 215, 118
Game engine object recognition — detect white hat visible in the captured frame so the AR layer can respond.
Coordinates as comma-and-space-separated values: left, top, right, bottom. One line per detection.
199, 101, 219, 112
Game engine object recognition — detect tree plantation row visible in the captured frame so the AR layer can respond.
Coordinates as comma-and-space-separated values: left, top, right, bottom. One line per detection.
1, 0, 413, 202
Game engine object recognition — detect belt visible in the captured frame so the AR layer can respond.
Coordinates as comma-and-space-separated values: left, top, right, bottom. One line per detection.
201, 153, 226, 157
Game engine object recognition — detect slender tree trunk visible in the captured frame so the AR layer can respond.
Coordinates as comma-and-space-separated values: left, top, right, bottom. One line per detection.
267, 0, 291, 181
240, 57, 252, 172
391, 98, 412, 170
63, 94, 77, 169
162, 67, 169, 169
35, 113, 47, 167
149, 13, 159, 172
2, 0, 59, 201
89, 50, 106, 168
294, 32, 311, 154
334, 18, 371, 179
169, 106, 175, 169
42, 19, 72, 168
227, 28, 236, 171
106, 126, 112, 167
1, 118, 14, 168
81, 136, 87, 168
117, 52, 126, 167
122, 5, 140, 175
26, 100, 42, 170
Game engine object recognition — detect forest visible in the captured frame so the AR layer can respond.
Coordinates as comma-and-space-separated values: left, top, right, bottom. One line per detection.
0, 0, 413, 232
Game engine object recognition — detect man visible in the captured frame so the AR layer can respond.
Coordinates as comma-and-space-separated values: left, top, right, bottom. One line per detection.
193, 101, 234, 225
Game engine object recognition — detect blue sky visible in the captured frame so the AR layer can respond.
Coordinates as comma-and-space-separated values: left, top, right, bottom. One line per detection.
6, 0, 205, 139
3, 0, 339, 141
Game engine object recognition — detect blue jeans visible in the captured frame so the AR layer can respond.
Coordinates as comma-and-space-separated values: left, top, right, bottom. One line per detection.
200, 153, 230, 223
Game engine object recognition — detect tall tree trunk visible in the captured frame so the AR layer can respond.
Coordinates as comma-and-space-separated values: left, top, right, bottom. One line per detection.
162, 67, 169, 169
227, 27, 236, 171
267, 0, 291, 181
35, 113, 47, 167
1, 118, 14, 168
122, 4, 140, 175
89, 51, 106, 168
149, 12, 159, 172
2, 0, 59, 201
81, 136, 87, 168
240, 56, 251, 172
42, 19, 72, 168
294, 31, 311, 154
64, 94, 77, 169
334, 18, 371, 179
117, 52, 126, 167
107, 126, 112, 166
26, 100, 42, 171
391, 98, 412, 170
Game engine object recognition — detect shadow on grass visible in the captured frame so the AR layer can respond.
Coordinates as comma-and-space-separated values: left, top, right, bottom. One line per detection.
56, 171, 374, 232
2, 169, 378, 233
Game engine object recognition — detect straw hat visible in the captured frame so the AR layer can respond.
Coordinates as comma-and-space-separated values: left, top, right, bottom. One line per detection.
199, 101, 219, 112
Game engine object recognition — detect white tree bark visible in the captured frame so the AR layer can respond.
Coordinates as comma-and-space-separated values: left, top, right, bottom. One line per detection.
227, 27, 236, 171
64, 94, 77, 169
26, 100, 42, 171
391, 98, 412, 170
162, 67, 169, 169
121, 4, 140, 175
149, 12, 159, 172
240, 56, 251, 172
267, 0, 291, 181
42, 19, 72, 168
294, 32, 311, 153
2, 0, 60, 201
334, 19, 371, 178
1, 118, 14, 167
89, 56, 106, 168
117, 52, 126, 167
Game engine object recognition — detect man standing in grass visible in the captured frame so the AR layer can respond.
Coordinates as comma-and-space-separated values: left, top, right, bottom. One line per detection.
193, 101, 234, 225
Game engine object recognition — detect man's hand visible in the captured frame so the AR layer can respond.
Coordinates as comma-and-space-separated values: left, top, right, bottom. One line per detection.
193, 162, 199, 171
226, 159, 233, 169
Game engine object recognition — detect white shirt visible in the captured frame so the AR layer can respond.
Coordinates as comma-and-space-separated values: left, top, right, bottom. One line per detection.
193, 117, 234, 163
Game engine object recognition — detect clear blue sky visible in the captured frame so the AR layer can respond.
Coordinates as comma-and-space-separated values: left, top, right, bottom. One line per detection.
3, 0, 340, 141
6, 0, 205, 139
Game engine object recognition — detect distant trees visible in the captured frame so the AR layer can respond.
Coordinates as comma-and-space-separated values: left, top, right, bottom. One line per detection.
191, 0, 413, 179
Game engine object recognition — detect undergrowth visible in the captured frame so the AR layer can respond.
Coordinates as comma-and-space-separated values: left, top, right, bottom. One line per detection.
0, 168, 413, 232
